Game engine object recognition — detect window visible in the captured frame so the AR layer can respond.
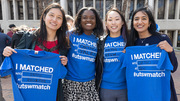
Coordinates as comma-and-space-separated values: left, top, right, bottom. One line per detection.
167, 31, 174, 43
67, 0, 73, 16
86, 0, 93, 7
178, 31, 180, 47
137, 0, 144, 9
96, 0, 103, 19
158, 0, 165, 19
116, 0, 122, 11
0, 0, 2, 20
27, 0, 33, 20
106, 0, 114, 13
9, 1, 14, 20
168, 0, 176, 19
36, 0, 41, 20
179, 3, 180, 19
17, 1, 23, 20
129, 0, 134, 19
75, 0, 83, 14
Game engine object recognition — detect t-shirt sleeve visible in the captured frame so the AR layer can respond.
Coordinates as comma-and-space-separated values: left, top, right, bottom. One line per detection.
157, 50, 173, 71
0, 57, 13, 77
58, 63, 67, 79
163, 51, 173, 71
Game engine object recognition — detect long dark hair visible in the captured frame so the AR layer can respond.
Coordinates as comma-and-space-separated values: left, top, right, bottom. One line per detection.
36, 3, 68, 50
73, 7, 104, 38
105, 7, 128, 42
126, 7, 160, 47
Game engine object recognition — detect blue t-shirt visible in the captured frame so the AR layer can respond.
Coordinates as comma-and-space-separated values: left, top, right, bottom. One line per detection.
65, 32, 97, 82
101, 35, 126, 89
122, 44, 173, 101
0, 49, 67, 101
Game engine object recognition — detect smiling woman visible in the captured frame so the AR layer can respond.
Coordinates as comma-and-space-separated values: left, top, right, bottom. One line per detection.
63, 7, 104, 101
125, 7, 178, 101
44, 8, 63, 34
3, 3, 69, 101
96, 7, 128, 101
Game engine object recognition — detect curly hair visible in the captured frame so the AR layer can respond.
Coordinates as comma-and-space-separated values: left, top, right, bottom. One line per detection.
73, 7, 104, 38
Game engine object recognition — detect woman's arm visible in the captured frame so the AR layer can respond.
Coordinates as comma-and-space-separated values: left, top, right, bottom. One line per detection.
157, 35, 178, 73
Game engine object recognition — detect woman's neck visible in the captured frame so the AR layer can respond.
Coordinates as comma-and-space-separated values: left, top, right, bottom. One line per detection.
46, 29, 57, 41
138, 31, 151, 39
84, 30, 93, 35
110, 31, 121, 38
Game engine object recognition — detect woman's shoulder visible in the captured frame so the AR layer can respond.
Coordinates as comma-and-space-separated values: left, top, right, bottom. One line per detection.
156, 33, 170, 41
150, 32, 169, 41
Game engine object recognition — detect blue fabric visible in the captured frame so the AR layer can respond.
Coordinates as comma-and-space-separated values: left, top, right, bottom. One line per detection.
0, 49, 67, 101
101, 35, 126, 89
122, 44, 173, 101
65, 32, 97, 82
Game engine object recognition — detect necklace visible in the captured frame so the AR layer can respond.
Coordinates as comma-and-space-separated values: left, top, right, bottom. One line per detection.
140, 38, 146, 43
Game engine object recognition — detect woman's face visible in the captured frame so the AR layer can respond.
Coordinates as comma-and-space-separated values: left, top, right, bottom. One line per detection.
44, 8, 63, 32
81, 10, 96, 34
133, 11, 151, 34
106, 11, 124, 35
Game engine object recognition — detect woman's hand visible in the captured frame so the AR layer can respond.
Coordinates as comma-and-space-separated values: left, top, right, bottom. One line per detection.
157, 40, 173, 53
59, 56, 68, 66
3, 46, 17, 57
122, 49, 126, 53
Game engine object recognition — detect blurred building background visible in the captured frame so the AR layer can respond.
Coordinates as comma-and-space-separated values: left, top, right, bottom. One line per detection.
0, 0, 180, 47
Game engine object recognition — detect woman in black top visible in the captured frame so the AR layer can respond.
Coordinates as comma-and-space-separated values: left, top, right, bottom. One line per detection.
126, 7, 178, 101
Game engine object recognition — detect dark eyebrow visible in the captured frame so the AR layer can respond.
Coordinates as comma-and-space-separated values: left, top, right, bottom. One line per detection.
134, 16, 147, 19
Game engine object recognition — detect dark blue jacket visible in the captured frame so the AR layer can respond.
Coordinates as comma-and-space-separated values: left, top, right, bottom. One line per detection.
0, 32, 11, 65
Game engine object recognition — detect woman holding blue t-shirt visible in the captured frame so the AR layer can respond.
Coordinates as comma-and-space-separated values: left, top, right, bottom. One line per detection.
96, 7, 128, 101
63, 7, 104, 101
3, 3, 69, 101
126, 7, 178, 101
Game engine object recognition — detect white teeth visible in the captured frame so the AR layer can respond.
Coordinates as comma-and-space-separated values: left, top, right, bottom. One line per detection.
86, 23, 92, 26
51, 22, 57, 26
137, 25, 143, 27
111, 27, 116, 28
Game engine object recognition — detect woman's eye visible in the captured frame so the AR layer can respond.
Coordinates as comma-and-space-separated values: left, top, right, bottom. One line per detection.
91, 17, 95, 20
142, 18, 147, 20
57, 17, 62, 19
108, 19, 112, 21
82, 16, 87, 19
134, 18, 138, 21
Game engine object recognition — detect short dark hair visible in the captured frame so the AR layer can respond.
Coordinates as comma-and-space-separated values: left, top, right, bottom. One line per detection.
9, 24, 16, 28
